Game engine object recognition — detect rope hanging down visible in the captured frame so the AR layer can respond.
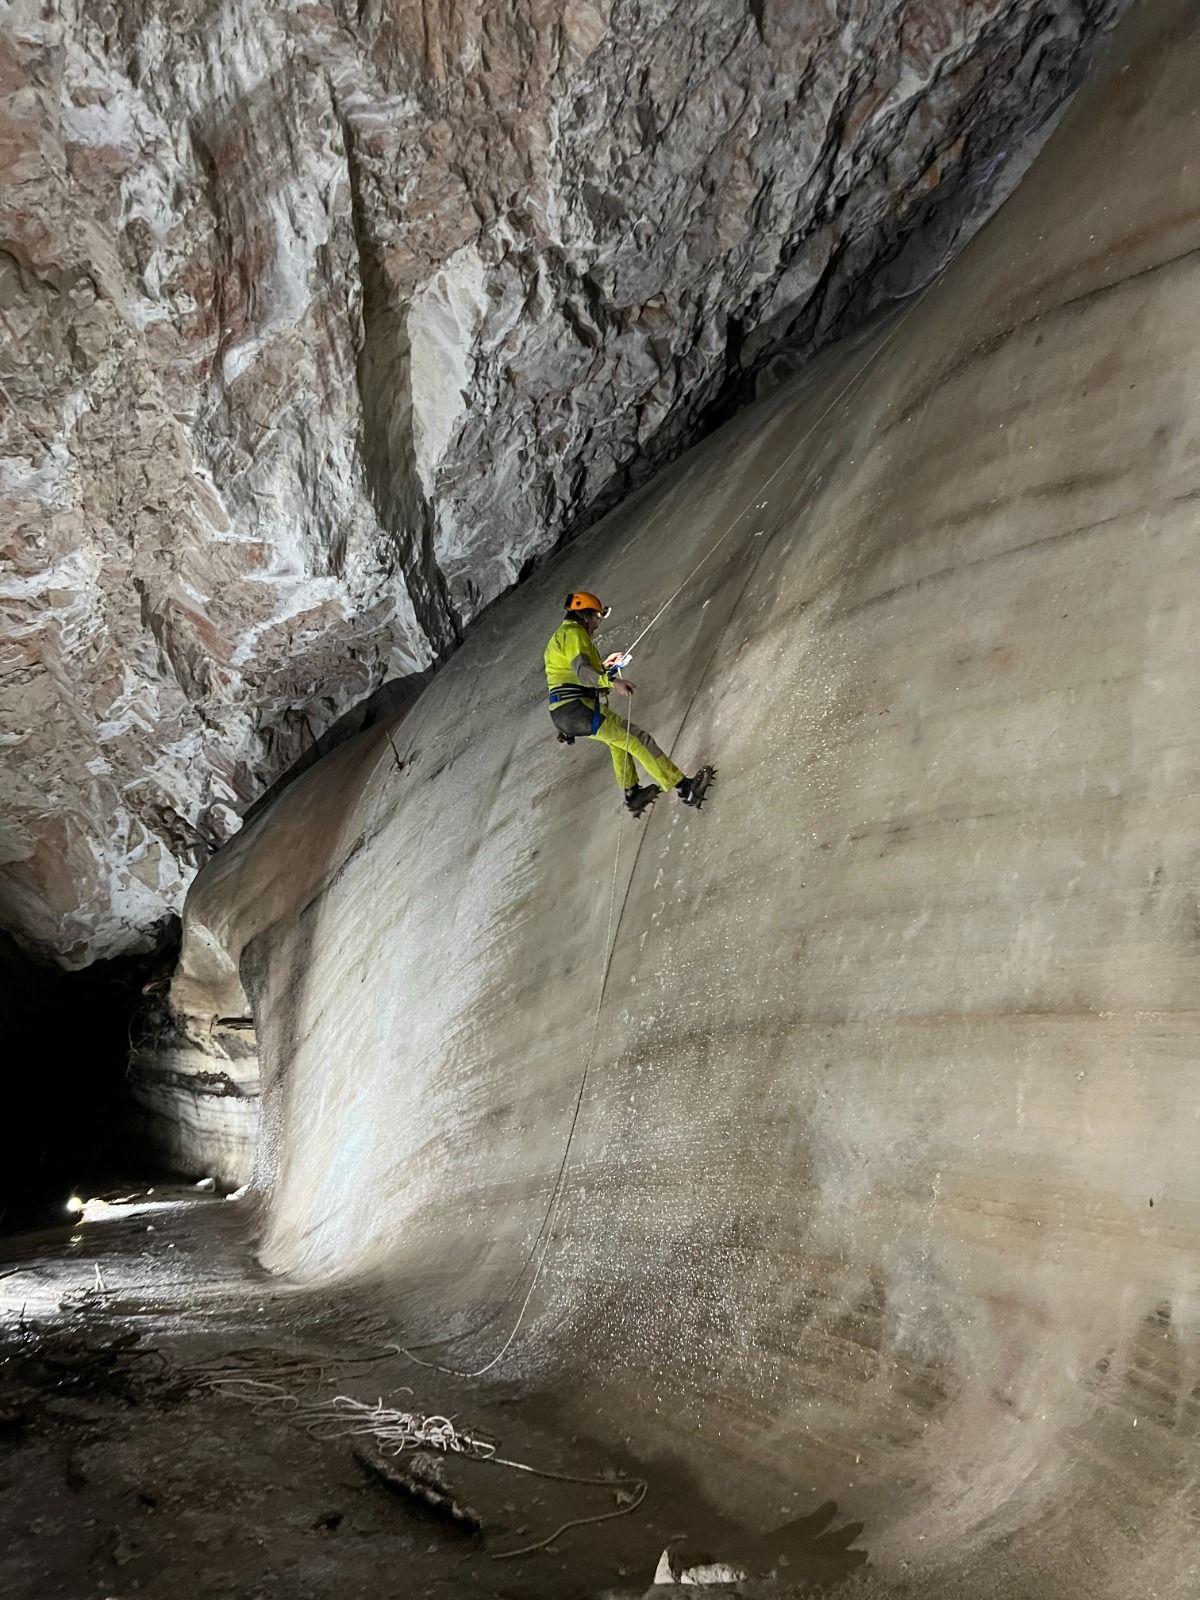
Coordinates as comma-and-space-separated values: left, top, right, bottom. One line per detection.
400, 689, 637, 1378
397, 266, 949, 1377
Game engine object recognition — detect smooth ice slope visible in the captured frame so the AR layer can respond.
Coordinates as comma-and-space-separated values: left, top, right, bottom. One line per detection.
172, 3, 1200, 1592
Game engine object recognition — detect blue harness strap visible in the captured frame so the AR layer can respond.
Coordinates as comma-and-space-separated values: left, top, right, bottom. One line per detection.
548, 686, 604, 736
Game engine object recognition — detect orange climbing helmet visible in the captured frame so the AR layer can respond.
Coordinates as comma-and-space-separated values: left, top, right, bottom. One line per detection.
565, 590, 610, 618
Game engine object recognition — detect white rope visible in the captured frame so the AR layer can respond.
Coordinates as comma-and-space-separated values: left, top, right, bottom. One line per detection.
489, 1460, 648, 1559
400, 688, 637, 1378
389, 269, 951, 1379
625, 269, 947, 657
197, 1373, 499, 1454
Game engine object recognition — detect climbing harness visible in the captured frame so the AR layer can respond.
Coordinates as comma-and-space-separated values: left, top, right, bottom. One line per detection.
548, 684, 604, 743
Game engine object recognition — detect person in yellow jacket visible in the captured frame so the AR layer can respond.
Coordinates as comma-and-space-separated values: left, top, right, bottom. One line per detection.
545, 590, 714, 816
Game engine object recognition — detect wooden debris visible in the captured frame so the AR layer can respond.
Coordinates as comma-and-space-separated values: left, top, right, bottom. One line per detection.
353, 1446, 481, 1533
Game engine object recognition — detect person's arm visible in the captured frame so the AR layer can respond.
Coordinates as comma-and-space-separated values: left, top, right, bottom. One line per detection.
571, 651, 611, 690
573, 652, 635, 696
567, 622, 612, 689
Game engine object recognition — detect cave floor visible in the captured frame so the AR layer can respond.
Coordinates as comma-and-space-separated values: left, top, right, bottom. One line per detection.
5, 1185, 1185, 1600
0, 1192, 875, 1600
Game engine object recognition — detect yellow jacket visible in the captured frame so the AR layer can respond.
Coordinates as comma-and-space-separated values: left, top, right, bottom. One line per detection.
544, 618, 613, 701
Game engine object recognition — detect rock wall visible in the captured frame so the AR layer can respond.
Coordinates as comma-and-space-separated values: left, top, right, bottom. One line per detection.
125, 1005, 258, 1186
165, 2, 1200, 1592
0, 0, 1124, 966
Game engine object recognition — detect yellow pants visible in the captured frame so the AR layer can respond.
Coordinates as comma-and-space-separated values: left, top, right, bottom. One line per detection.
592, 708, 683, 792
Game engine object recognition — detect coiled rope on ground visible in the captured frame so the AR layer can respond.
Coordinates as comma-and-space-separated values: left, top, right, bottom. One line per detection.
190, 1360, 647, 1559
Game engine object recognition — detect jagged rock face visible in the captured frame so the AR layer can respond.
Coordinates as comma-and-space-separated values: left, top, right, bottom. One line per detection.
0, 0, 1121, 964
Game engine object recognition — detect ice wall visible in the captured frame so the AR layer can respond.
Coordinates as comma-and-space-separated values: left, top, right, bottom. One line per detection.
168, 4, 1200, 1592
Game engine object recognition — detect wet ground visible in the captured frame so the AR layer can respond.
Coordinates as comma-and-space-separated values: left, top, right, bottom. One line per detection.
0, 1191, 869, 1600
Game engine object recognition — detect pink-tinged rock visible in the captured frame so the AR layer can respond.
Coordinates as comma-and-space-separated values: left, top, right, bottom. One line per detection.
0, 0, 1127, 965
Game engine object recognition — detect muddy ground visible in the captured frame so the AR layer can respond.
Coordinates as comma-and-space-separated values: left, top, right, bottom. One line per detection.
0, 1191, 869, 1600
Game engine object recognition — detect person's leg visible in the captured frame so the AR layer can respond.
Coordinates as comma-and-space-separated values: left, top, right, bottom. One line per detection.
593, 709, 684, 791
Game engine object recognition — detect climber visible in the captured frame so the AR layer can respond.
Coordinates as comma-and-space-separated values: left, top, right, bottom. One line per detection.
544, 590, 714, 818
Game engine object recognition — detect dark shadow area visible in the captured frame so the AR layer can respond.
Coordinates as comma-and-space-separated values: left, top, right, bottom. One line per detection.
240, 669, 432, 832
525, 15, 1111, 590
0, 926, 179, 1233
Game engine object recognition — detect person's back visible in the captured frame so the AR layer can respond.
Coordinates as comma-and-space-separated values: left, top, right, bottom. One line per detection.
543, 590, 714, 817
544, 616, 606, 702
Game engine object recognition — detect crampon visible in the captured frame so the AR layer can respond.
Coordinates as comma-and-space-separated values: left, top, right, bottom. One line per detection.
624, 783, 660, 818
676, 766, 716, 809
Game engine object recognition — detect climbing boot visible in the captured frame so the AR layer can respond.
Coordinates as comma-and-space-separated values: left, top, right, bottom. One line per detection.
624, 783, 660, 818
676, 766, 716, 809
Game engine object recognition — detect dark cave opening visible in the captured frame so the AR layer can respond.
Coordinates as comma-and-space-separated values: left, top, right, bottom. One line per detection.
0, 927, 179, 1233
